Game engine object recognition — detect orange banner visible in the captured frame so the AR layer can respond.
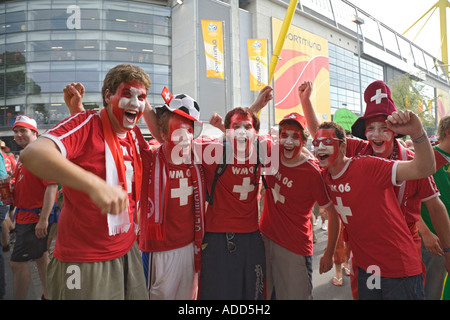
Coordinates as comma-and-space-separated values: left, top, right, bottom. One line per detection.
271, 17, 330, 123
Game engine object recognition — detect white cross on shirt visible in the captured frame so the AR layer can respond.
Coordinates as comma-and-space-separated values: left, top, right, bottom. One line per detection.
271, 183, 285, 204
370, 89, 388, 104
171, 178, 193, 206
335, 196, 352, 224
233, 177, 255, 200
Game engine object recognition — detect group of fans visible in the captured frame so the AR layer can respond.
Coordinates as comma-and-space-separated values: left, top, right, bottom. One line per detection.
5, 63, 450, 300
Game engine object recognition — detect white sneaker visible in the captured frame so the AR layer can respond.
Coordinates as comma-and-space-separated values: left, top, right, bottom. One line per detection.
321, 220, 328, 231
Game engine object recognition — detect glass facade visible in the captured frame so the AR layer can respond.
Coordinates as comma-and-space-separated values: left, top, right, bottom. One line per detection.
0, 0, 171, 129
329, 43, 384, 117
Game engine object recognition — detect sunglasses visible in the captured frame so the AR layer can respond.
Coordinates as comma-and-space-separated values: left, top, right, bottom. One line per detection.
226, 232, 236, 253
312, 137, 342, 147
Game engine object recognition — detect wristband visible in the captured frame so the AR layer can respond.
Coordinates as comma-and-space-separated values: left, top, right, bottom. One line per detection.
412, 132, 427, 144
444, 248, 450, 253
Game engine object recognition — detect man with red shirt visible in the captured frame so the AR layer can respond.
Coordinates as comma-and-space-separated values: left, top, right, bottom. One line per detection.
138, 92, 205, 300
20, 64, 155, 299
314, 111, 435, 299
259, 112, 340, 299
9, 115, 58, 300
197, 107, 268, 300
297, 80, 450, 298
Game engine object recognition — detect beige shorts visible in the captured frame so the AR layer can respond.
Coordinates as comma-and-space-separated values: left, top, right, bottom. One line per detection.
263, 236, 313, 300
47, 242, 148, 300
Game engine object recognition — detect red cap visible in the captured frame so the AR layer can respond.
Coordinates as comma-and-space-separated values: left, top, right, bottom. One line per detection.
279, 112, 307, 130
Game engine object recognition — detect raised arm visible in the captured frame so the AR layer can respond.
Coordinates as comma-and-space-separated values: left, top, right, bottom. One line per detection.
63, 83, 85, 115
20, 137, 128, 215
298, 81, 320, 136
388, 110, 436, 181
143, 100, 163, 143
248, 85, 273, 115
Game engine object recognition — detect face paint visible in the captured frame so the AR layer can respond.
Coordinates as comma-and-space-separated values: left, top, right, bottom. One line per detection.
227, 113, 256, 158
109, 81, 147, 133
313, 129, 342, 168
365, 116, 394, 158
279, 124, 302, 160
166, 114, 194, 164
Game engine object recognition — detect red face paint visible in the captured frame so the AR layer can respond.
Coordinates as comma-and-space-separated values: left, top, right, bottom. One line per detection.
279, 124, 303, 160
165, 114, 194, 164
109, 81, 147, 133
313, 129, 342, 168
227, 113, 256, 158
365, 116, 394, 158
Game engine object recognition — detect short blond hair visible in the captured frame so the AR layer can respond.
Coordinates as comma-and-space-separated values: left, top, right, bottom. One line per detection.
437, 115, 450, 141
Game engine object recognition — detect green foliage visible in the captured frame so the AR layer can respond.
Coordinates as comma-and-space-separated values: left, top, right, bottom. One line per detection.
387, 73, 436, 134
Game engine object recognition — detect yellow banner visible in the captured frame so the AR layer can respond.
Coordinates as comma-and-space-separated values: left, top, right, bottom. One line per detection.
201, 20, 224, 79
247, 39, 268, 91
271, 17, 330, 123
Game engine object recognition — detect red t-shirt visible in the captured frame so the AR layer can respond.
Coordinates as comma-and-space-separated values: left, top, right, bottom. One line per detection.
42, 111, 137, 263
322, 156, 422, 278
139, 156, 196, 252
259, 157, 331, 256
13, 160, 56, 224
195, 137, 269, 233
346, 138, 439, 226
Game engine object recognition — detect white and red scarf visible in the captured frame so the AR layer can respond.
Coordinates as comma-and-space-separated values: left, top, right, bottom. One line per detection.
101, 108, 144, 236
139, 145, 205, 272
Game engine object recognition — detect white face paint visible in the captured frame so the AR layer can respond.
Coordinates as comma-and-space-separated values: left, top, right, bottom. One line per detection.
280, 129, 301, 159
232, 125, 253, 154
314, 138, 335, 168
365, 120, 394, 157
118, 86, 146, 130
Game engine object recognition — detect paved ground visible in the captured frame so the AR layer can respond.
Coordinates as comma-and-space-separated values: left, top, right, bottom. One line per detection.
311, 220, 353, 300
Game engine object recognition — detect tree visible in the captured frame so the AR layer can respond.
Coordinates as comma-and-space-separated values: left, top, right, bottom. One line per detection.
387, 73, 436, 134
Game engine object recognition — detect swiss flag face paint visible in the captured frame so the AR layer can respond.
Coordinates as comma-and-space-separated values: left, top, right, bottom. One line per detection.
279, 124, 303, 160
313, 129, 341, 168
227, 113, 256, 158
109, 81, 147, 134
365, 116, 394, 158
166, 114, 194, 164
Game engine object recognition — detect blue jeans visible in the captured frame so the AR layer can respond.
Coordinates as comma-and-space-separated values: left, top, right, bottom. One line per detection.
357, 267, 424, 300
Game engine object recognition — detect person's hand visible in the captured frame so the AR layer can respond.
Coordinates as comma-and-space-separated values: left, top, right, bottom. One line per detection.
319, 252, 333, 274
35, 219, 48, 239
422, 231, 444, 256
63, 82, 85, 115
249, 86, 273, 114
89, 181, 129, 215
209, 113, 225, 132
386, 110, 424, 139
298, 81, 313, 102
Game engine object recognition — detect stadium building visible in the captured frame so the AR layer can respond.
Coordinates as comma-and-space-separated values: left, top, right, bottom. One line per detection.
1, 0, 448, 152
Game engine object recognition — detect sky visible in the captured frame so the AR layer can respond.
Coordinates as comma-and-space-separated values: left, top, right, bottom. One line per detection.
349, 0, 445, 59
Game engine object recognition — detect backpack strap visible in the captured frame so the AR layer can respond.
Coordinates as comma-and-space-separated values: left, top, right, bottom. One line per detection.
206, 142, 228, 205
255, 138, 268, 189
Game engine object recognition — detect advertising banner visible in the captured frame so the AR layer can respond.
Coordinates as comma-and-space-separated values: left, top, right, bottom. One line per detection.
201, 20, 225, 79
247, 39, 268, 91
271, 17, 330, 123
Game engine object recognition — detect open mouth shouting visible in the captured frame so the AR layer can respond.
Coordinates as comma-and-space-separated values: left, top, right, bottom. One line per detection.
124, 109, 138, 124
